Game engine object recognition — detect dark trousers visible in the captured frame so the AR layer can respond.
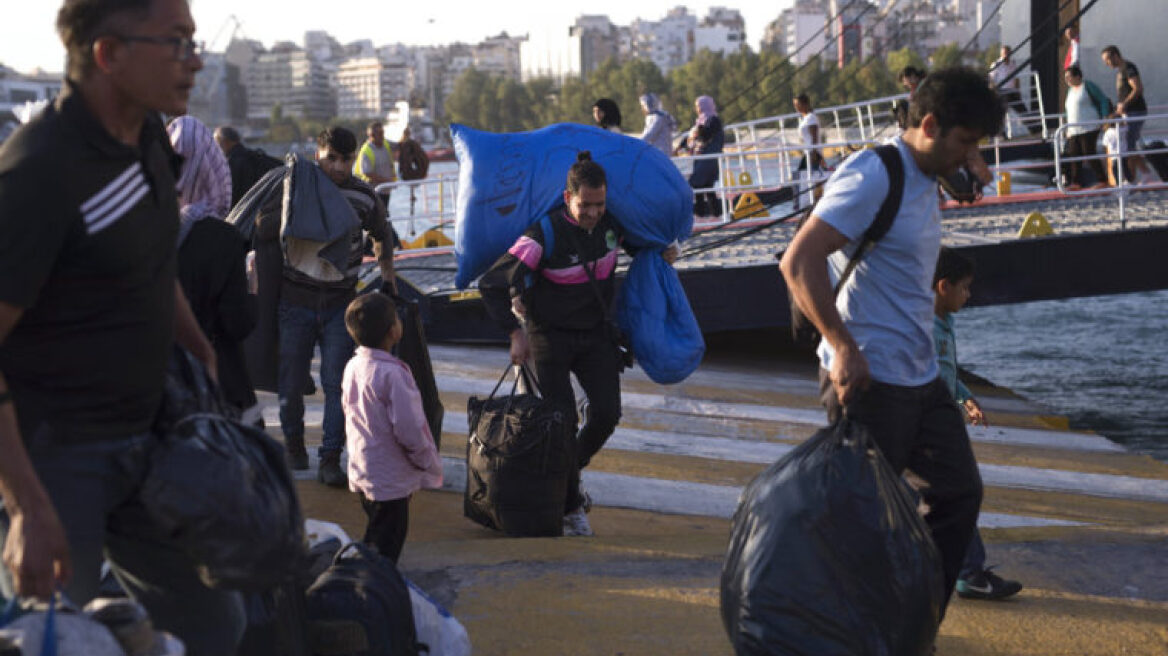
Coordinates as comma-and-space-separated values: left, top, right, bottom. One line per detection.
960, 530, 987, 579
360, 495, 410, 563
1063, 130, 1104, 186
819, 371, 983, 614
0, 428, 245, 656
529, 326, 622, 514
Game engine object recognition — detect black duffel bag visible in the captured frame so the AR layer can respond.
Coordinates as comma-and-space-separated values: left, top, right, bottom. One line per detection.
305, 542, 422, 656
143, 347, 307, 590
464, 364, 572, 537
720, 418, 944, 656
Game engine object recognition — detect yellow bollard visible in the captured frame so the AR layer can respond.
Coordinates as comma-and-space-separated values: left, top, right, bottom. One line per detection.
997, 170, 1012, 197
723, 170, 736, 187
732, 192, 768, 220
1018, 211, 1054, 238
738, 171, 754, 186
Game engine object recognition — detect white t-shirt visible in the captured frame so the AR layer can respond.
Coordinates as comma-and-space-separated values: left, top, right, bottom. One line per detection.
798, 112, 820, 147
1064, 85, 1096, 137
1102, 126, 1121, 153
813, 137, 942, 387
989, 57, 1017, 88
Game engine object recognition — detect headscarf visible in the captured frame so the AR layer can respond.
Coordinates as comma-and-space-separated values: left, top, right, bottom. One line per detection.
640, 93, 662, 114
696, 95, 718, 127
593, 98, 622, 129
167, 115, 232, 244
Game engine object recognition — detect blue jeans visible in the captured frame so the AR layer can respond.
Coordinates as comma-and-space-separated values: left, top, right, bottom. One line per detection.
960, 530, 987, 579
277, 299, 354, 456
0, 427, 245, 656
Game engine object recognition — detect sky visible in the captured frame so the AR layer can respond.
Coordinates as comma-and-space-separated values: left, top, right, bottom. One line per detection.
0, 0, 794, 75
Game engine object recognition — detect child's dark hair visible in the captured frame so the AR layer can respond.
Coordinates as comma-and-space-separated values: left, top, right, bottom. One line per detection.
909, 67, 1003, 137
566, 151, 607, 194
345, 292, 397, 347
934, 247, 975, 286
317, 126, 358, 157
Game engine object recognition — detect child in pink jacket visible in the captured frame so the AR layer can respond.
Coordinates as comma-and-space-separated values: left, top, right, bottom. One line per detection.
342, 292, 444, 562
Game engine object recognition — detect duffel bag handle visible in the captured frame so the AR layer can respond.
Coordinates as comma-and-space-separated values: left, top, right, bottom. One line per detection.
486, 363, 545, 403
332, 541, 379, 566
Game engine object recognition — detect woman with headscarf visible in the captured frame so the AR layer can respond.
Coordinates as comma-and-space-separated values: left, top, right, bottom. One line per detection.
167, 115, 259, 421
592, 98, 622, 133
678, 95, 724, 218
639, 93, 677, 155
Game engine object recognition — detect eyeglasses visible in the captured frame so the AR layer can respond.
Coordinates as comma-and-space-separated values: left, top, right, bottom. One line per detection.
114, 35, 203, 62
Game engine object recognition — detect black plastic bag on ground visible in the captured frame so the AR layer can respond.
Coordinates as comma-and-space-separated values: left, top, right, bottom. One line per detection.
720, 419, 943, 656
464, 364, 572, 537
144, 347, 307, 590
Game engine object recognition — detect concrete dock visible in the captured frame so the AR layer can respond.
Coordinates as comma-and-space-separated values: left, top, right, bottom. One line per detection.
272, 341, 1168, 655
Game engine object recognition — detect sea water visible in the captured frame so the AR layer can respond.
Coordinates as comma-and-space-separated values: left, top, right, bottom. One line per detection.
957, 290, 1168, 462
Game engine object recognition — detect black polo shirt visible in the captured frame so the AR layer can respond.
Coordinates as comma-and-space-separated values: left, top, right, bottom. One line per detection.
0, 82, 180, 441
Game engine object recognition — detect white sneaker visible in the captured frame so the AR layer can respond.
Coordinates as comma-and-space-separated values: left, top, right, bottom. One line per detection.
562, 508, 594, 537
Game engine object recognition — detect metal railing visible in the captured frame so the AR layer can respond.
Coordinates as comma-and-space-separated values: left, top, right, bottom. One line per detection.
374, 174, 459, 251
1052, 112, 1168, 229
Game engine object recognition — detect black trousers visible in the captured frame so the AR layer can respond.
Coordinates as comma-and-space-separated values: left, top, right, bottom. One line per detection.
1063, 130, 1104, 186
529, 326, 622, 514
819, 371, 983, 615
360, 495, 410, 563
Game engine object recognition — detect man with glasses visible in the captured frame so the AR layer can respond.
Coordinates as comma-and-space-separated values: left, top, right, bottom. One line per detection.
0, 1, 244, 654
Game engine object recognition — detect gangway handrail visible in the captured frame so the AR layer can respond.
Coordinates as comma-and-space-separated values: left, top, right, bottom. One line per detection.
1052, 112, 1168, 229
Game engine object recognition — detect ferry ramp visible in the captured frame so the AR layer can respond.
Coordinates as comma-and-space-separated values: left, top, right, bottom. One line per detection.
274, 342, 1168, 656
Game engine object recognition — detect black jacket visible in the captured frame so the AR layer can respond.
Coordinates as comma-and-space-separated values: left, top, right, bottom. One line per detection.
480, 208, 629, 334
178, 218, 257, 410
227, 143, 283, 207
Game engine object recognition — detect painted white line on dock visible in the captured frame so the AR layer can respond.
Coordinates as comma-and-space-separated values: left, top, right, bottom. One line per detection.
443, 413, 1168, 503
434, 373, 1123, 453
439, 458, 1086, 529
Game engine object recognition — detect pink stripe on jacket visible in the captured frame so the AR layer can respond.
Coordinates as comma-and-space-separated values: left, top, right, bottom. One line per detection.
508, 235, 543, 269
540, 247, 617, 284
343, 347, 444, 501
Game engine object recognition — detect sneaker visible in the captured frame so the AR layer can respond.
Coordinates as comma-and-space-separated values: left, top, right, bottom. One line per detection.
956, 567, 1023, 600
317, 452, 348, 488
285, 438, 309, 471
562, 508, 594, 537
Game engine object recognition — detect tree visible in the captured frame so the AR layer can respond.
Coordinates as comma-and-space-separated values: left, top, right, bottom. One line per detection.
886, 48, 927, 77
929, 43, 964, 70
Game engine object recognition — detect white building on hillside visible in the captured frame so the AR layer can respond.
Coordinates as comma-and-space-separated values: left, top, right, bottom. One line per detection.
335, 56, 410, 120
521, 28, 583, 83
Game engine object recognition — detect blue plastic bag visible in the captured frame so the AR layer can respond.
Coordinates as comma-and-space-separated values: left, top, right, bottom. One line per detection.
617, 252, 705, 384
451, 122, 692, 288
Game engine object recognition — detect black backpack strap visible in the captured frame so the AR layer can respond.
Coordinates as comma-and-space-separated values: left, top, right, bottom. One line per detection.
833, 144, 905, 294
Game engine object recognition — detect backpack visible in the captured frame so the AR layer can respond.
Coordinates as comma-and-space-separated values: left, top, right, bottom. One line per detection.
785, 144, 905, 345
305, 542, 422, 656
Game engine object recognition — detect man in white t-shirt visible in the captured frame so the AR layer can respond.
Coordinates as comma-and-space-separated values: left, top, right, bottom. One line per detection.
989, 46, 1036, 136
793, 93, 822, 209
780, 67, 1004, 620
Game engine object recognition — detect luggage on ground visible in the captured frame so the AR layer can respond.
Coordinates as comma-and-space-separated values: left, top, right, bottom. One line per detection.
305, 543, 421, 656
405, 578, 471, 656
720, 419, 944, 656
464, 364, 572, 537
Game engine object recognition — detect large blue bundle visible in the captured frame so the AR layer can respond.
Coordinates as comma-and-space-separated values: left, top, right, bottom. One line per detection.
452, 122, 693, 288
618, 252, 705, 384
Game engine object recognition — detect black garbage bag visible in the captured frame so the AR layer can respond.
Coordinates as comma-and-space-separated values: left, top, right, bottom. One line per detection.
143, 347, 307, 590
720, 419, 943, 656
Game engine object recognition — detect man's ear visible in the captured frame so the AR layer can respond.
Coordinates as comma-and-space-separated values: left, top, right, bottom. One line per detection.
563, 189, 572, 206
92, 37, 121, 74
921, 113, 941, 140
